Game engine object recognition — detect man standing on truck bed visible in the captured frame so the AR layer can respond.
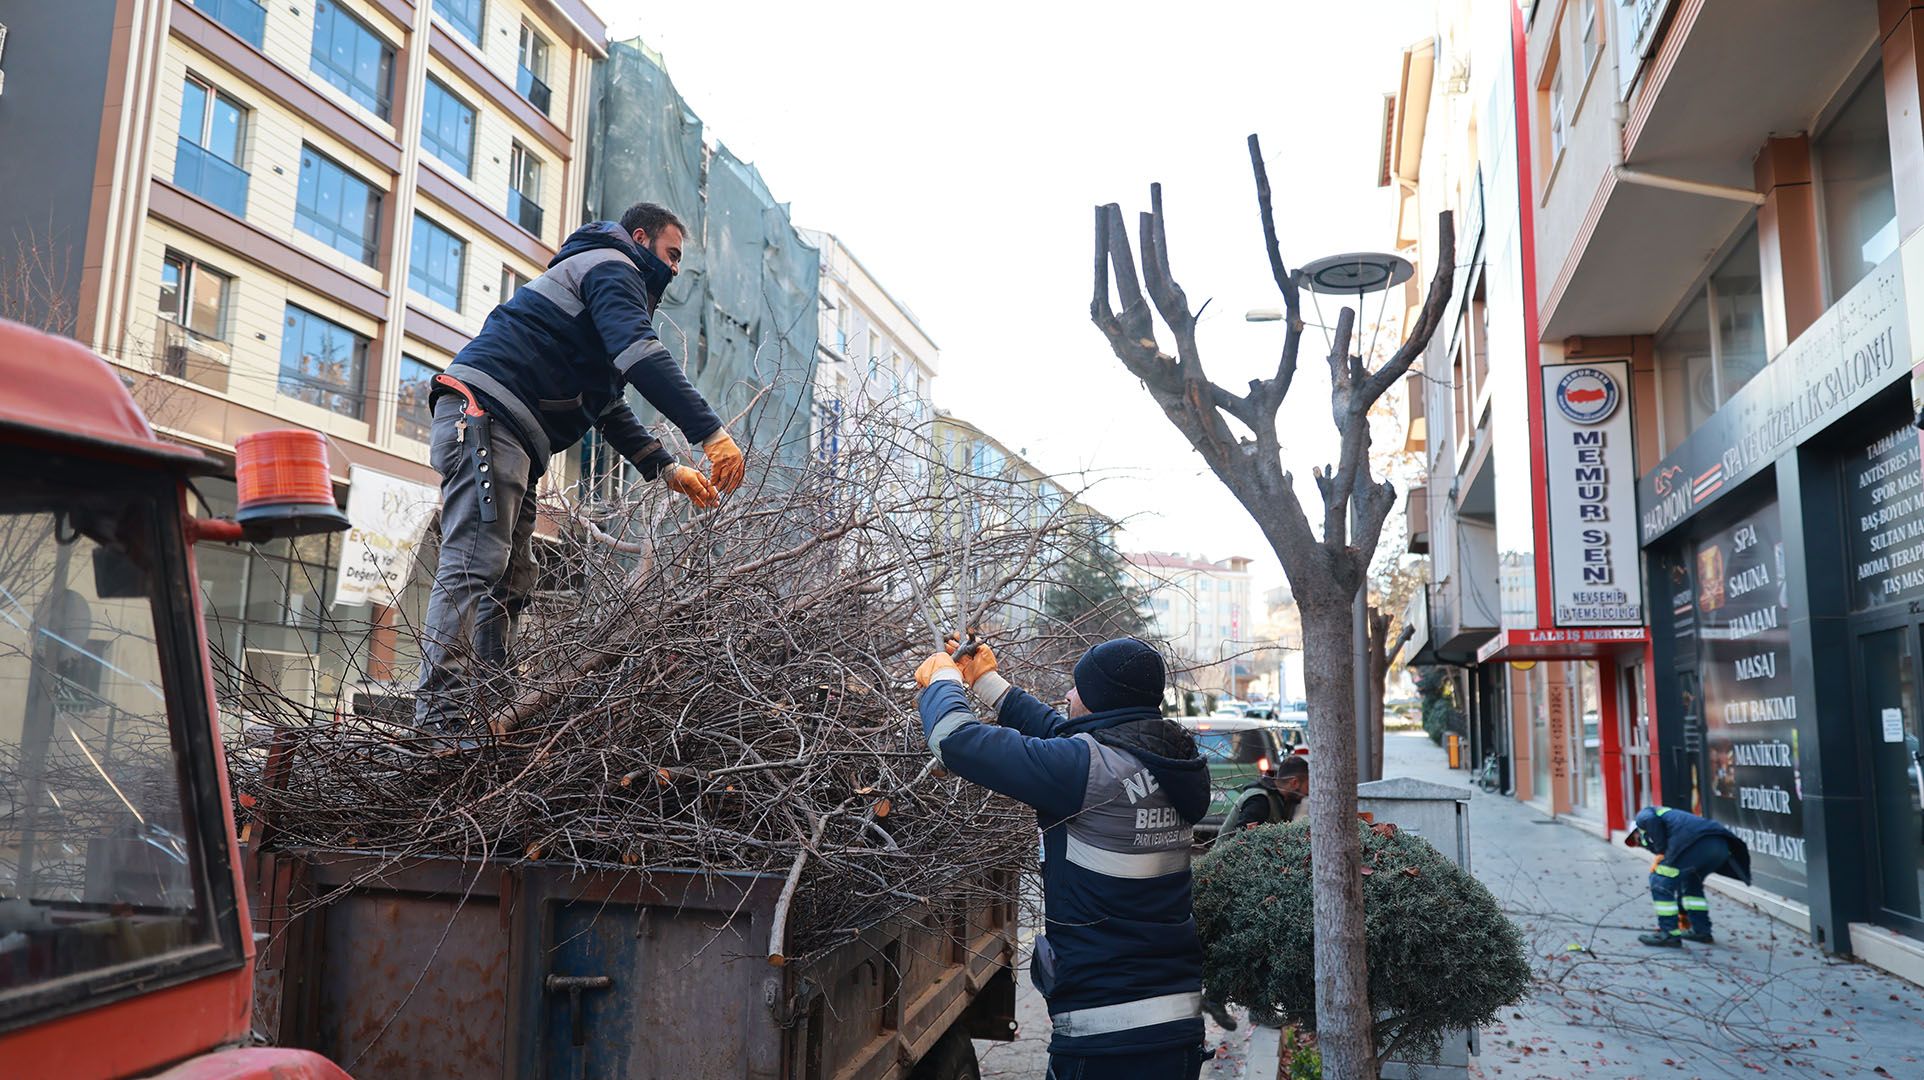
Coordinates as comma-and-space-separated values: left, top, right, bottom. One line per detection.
913, 637, 1210, 1079
416, 202, 744, 737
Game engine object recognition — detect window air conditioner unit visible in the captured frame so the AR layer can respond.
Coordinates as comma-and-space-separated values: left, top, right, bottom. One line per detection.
157, 316, 231, 393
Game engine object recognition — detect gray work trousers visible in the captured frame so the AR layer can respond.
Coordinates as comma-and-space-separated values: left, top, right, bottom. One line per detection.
415, 394, 539, 728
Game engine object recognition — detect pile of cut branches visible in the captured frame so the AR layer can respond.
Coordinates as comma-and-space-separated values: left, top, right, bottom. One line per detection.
226, 402, 1107, 958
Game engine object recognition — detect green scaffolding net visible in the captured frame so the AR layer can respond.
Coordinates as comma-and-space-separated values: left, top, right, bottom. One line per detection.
582, 41, 820, 473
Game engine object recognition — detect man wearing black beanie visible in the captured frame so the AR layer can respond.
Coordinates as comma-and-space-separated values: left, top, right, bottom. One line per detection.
913, 636, 1211, 1079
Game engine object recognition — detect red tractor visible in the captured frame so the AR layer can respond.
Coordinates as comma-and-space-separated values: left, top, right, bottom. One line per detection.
0, 319, 351, 1079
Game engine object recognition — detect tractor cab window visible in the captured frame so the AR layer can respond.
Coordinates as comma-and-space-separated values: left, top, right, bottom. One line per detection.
0, 455, 226, 1019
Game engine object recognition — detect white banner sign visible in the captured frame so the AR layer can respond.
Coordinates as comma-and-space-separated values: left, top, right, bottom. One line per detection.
1542, 360, 1643, 626
333, 465, 439, 608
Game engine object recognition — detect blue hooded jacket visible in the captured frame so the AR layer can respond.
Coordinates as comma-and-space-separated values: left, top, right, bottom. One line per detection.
1630, 806, 1753, 884
917, 676, 1210, 1056
440, 221, 722, 478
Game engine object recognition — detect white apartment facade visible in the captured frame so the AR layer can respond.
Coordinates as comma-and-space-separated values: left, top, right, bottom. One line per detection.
1125, 552, 1256, 700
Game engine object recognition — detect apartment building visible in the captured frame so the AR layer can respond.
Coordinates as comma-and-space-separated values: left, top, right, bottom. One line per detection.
1124, 552, 1256, 701
799, 228, 938, 470
927, 412, 1115, 645
1501, 0, 1924, 974
0, 0, 605, 712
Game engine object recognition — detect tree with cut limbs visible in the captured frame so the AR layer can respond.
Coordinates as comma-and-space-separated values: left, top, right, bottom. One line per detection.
1090, 134, 1452, 1079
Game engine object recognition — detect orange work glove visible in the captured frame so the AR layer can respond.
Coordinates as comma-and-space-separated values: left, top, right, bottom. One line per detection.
702, 430, 745, 493
914, 650, 961, 689
664, 464, 719, 508
944, 635, 998, 686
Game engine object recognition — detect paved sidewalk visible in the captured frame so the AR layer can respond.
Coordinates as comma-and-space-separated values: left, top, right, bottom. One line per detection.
1381, 731, 1924, 1080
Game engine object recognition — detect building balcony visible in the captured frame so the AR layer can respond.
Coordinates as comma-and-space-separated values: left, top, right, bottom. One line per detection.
1537, 0, 1875, 339
516, 65, 552, 115
173, 138, 250, 219
1406, 485, 1429, 555
190, 0, 266, 49
508, 188, 543, 237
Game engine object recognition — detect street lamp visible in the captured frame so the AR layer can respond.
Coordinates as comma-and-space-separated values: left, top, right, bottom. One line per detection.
1247, 250, 1414, 782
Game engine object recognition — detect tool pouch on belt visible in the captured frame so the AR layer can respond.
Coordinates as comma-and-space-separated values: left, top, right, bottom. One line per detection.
433, 373, 500, 523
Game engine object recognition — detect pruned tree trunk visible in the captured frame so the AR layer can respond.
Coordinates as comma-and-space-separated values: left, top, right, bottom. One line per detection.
1089, 135, 1453, 1080
1367, 606, 1416, 783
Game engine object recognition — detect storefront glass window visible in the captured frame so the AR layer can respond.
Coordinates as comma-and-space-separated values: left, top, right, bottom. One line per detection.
1710, 226, 1765, 400
1687, 501, 1807, 893
1656, 289, 1714, 454
191, 477, 431, 734
1816, 70, 1898, 302
1860, 627, 1922, 922
1573, 661, 1603, 815
1529, 665, 1550, 801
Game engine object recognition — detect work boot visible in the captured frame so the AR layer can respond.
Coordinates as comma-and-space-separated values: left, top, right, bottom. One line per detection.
1638, 931, 1683, 948
1678, 929, 1714, 944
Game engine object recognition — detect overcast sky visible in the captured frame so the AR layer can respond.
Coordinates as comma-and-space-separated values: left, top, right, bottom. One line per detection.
600, 1, 1437, 597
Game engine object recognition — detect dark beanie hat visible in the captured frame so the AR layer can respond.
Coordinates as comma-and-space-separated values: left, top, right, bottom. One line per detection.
1073, 638, 1166, 713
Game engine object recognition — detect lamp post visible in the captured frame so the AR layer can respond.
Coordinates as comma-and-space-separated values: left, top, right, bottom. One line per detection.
1248, 250, 1413, 782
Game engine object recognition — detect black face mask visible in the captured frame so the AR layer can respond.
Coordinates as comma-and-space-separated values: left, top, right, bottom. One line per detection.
630, 237, 676, 307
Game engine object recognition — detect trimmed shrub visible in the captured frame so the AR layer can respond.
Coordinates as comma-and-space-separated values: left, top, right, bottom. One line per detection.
1194, 819, 1531, 1063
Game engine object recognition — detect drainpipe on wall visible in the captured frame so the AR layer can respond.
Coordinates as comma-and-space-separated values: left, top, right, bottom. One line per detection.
1611, 102, 1765, 206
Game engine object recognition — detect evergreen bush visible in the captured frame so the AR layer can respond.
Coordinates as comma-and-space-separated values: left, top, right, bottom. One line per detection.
1194, 819, 1531, 1063
1414, 666, 1456, 745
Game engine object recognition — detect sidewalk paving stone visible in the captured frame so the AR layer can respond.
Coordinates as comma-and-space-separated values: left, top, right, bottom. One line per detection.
1382, 730, 1924, 1080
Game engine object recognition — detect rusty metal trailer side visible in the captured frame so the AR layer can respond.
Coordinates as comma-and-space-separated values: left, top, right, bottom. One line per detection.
245, 848, 1016, 1080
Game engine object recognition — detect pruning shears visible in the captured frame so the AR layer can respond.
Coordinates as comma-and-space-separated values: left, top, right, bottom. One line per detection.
949, 629, 985, 661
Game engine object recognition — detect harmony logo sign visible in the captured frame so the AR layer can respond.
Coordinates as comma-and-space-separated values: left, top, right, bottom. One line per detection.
1555, 367, 1620, 424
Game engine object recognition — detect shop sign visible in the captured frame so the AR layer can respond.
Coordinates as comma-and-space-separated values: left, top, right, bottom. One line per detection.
1542, 360, 1642, 625
1474, 626, 1648, 664
333, 465, 439, 608
1638, 253, 1908, 545
1689, 501, 1808, 883
1846, 423, 1924, 610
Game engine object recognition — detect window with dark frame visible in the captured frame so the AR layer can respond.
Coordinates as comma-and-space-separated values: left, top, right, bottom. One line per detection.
190, 0, 267, 49
1653, 224, 1763, 454
432, 0, 483, 45
508, 142, 543, 236
1815, 67, 1899, 302
175, 74, 250, 217
408, 213, 466, 311
516, 22, 552, 114
310, 0, 394, 120
1548, 68, 1566, 161
159, 251, 232, 341
1579, 0, 1599, 74
395, 354, 440, 441
501, 265, 530, 302
296, 144, 382, 265
420, 76, 476, 176
278, 304, 370, 419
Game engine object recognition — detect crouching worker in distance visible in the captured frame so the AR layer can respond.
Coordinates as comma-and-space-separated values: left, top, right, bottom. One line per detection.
1625, 804, 1752, 946
911, 636, 1210, 1080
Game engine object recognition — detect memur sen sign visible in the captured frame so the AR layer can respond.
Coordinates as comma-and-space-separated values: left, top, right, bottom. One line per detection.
1543, 360, 1642, 626
1637, 253, 1909, 544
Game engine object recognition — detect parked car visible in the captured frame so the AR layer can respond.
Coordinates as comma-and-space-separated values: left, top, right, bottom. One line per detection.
1176, 717, 1290, 839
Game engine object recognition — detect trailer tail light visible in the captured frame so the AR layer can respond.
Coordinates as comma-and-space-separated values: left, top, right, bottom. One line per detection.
232, 429, 349, 539
1258, 757, 1271, 773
